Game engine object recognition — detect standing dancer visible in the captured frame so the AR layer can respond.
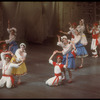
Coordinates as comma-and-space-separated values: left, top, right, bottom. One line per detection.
45, 50, 68, 86
87, 23, 99, 58
11, 43, 27, 85
77, 19, 88, 46
0, 20, 18, 54
0, 51, 23, 88
59, 22, 77, 41
0, 44, 8, 69
73, 28, 88, 68
56, 35, 76, 83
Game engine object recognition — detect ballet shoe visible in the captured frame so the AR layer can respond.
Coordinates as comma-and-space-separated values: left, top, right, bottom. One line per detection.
79, 65, 83, 69
17, 81, 21, 85
68, 80, 72, 83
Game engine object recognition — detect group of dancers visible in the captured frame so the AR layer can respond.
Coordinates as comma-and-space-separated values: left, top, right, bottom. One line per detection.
45, 19, 100, 87
0, 20, 27, 88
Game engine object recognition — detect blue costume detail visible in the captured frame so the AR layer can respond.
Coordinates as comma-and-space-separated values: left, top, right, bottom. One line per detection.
8, 41, 18, 54
75, 41, 88, 57
62, 51, 75, 69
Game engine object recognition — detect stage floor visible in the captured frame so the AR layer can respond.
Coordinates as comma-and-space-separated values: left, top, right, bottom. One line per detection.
0, 37, 100, 99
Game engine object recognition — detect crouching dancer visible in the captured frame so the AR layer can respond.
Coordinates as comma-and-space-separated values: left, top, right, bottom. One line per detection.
0, 51, 23, 89
45, 50, 68, 87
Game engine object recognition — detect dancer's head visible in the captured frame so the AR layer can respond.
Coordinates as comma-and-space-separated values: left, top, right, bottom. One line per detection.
79, 19, 84, 25
61, 35, 68, 44
56, 55, 63, 63
5, 54, 12, 63
72, 23, 77, 28
20, 43, 26, 51
10, 27, 17, 35
93, 23, 98, 29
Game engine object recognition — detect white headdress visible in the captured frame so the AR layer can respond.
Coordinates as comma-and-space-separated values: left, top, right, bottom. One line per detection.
10, 27, 17, 35
20, 43, 26, 48
61, 35, 68, 41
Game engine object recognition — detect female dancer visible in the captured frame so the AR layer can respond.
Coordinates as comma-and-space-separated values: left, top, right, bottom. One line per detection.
73, 28, 88, 68
59, 22, 77, 41
0, 20, 18, 54
10, 43, 27, 84
56, 35, 76, 83
77, 19, 88, 46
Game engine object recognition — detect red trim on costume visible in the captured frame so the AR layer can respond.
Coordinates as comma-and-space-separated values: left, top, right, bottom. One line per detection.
52, 73, 62, 85
5, 55, 12, 59
92, 34, 99, 46
3, 74, 14, 85
0, 50, 3, 53
71, 34, 74, 39
55, 73, 62, 76
71, 50, 76, 58
53, 62, 56, 66
57, 55, 63, 60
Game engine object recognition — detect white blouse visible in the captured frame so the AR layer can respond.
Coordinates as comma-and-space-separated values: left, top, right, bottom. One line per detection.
1, 52, 22, 75
15, 49, 27, 62
57, 42, 73, 55
5, 28, 16, 44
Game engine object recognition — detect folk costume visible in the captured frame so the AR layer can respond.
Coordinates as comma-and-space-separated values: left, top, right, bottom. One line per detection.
5, 27, 18, 54
0, 52, 22, 88
77, 19, 88, 45
11, 43, 27, 76
45, 56, 66, 86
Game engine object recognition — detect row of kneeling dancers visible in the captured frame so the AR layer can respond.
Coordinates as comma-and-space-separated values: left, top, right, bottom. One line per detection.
0, 20, 27, 88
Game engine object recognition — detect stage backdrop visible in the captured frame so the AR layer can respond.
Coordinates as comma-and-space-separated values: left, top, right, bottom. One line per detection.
1, 2, 59, 44
0, 2, 99, 43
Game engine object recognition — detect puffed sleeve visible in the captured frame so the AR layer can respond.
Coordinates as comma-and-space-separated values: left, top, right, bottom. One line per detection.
57, 42, 63, 48
5, 35, 16, 44
49, 59, 53, 65
10, 62, 22, 68
7, 28, 10, 34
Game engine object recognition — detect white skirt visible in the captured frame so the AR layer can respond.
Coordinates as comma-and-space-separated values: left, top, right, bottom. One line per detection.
80, 33, 88, 45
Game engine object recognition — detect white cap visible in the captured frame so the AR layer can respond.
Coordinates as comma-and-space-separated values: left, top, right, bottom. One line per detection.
10, 27, 17, 35
20, 43, 26, 48
61, 35, 67, 41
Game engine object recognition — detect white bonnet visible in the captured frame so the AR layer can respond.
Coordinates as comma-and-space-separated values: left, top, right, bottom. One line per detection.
61, 35, 68, 41
10, 27, 17, 35
20, 43, 26, 48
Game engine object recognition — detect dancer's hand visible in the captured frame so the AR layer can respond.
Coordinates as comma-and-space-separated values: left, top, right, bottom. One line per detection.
53, 50, 58, 55
57, 34, 60, 38
59, 30, 63, 33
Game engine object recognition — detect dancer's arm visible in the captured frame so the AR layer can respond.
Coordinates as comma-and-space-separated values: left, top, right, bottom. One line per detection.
59, 30, 68, 35
49, 50, 58, 65
8, 20, 10, 29
86, 24, 91, 34
57, 35, 63, 47
49, 50, 57, 61
10, 61, 23, 68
